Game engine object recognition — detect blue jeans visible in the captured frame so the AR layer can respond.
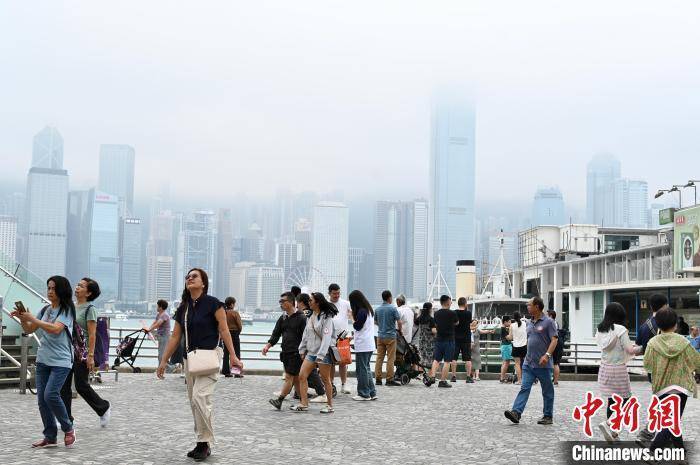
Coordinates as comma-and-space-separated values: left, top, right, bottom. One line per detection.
355, 351, 376, 398
511, 365, 554, 418
35, 363, 73, 441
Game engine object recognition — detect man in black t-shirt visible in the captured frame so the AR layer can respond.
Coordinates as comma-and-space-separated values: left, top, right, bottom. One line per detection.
427, 295, 459, 388
450, 297, 473, 383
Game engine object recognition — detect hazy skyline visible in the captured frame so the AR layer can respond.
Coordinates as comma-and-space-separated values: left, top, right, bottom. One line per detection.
2, 1, 699, 209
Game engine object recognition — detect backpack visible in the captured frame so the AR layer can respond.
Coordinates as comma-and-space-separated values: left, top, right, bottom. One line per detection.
39, 304, 88, 364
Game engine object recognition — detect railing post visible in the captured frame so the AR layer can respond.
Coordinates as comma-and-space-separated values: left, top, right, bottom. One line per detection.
574, 343, 578, 375
19, 333, 30, 395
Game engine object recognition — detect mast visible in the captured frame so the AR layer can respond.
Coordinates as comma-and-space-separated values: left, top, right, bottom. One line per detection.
480, 229, 513, 298
427, 255, 452, 302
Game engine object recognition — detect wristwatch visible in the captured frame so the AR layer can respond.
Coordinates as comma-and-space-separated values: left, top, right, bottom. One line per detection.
544, 352, 551, 358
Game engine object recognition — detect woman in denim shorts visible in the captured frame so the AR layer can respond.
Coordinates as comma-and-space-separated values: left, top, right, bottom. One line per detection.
291, 292, 338, 414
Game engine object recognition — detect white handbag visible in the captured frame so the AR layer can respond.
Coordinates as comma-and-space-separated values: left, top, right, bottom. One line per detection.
184, 303, 222, 376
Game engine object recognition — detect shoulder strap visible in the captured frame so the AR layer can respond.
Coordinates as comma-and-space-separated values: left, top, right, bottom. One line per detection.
184, 303, 190, 352
646, 318, 659, 335
38, 305, 49, 321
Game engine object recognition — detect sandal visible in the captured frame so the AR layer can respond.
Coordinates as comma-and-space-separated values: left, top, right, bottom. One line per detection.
289, 404, 309, 412
320, 405, 334, 414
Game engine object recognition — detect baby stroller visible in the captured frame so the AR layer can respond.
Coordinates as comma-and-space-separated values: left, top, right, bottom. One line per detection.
394, 332, 431, 385
112, 329, 148, 373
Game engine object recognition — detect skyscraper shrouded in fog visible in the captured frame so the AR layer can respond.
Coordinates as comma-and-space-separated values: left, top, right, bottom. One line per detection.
532, 187, 566, 226
374, 199, 428, 300
120, 218, 143, 302
67, 190, 120, 300
177, 211, 218, 294
25, 167, 69, 280
586, 153, 621, 225
0, 216, 18, 262
311, 201, 349, 293
429, 92, 476, 293
32, 126, 63, 170
98, 144, 135, 217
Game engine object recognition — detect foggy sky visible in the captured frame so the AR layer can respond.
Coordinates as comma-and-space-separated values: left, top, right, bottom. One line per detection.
1, 1, 699, 209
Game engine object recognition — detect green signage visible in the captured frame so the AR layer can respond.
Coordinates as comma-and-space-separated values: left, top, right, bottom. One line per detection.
659, 208, 675, 226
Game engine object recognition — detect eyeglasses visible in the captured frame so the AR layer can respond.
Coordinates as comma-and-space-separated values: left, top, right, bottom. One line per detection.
186, 274, 199, 281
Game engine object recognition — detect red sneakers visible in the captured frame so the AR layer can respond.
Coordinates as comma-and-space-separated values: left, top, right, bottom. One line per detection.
31, 439, 58, 448
64, 430, 76, 448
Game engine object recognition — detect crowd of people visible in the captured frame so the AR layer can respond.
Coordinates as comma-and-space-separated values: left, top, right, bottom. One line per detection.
11, 269, 700, 463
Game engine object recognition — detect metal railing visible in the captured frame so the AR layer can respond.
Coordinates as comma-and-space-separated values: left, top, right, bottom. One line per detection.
108, 327, 645, 375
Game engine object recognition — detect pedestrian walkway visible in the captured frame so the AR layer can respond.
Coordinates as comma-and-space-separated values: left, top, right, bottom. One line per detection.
1, 374, 698, 464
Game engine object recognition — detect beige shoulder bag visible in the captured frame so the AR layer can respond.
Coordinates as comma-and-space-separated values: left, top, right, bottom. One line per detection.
184, 302, 222, 376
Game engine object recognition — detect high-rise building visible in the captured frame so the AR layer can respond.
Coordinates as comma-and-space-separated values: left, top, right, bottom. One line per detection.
275, 240, 304, 281
32, 126, 63, 170
532, 187, 566, 226
25, 167, 69, 280
246, 266, 285, 311
0, 216, 18, 262
586, 153, 621, 225
429, 92, 476, 292
348, 247, 365, 294
146, 255, 174, 304
605, 179, 650, 228
373, 199, 429, 300
177, 211, 217, 294
88, 192, 120, 301
216, 209, 233, 297
98, 144, 135, 217
120, 218, 143, 302
311, 202, 349, 292
66, 189, 120, 300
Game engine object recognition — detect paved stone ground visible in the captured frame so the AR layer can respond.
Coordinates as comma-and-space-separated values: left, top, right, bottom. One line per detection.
1, 373, 698, 464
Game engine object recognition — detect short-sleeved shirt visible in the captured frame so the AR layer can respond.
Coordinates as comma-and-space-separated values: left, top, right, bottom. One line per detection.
74, 302, 98, 347
454, 309, 472, 343
524, 315, 558, 369
397, 305, 415, 341
375, 303, 401, 339
174, 294, 223, 358
156, 311, 171, 337
36, 305, 74, 369
331, 299, 351, 337
499, 326, 512, 345
433, 308, 458, 342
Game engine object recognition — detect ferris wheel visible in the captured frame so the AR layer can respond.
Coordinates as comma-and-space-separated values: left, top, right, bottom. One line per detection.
285, 265, 326, 293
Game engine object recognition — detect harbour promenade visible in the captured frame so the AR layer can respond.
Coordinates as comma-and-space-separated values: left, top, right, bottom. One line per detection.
1, 373, 698, 464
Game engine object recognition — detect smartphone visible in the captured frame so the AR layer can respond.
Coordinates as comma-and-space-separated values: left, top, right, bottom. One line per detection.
231, 366, 241, 375
14, 301, 27, 314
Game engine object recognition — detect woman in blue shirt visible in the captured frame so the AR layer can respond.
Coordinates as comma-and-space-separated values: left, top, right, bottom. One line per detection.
13, 276, 77, 448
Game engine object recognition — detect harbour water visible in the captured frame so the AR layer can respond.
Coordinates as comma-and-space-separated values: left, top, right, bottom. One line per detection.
108, 318, 278, 370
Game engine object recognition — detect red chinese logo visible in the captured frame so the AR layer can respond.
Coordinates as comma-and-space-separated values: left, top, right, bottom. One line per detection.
572, 391, 604, 437
608, 395, 640, 433
647, 395, 682, 437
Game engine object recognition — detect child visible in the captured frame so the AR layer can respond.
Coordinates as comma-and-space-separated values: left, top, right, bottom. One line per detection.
643, 306, 700, 455
498, 316, 513, 383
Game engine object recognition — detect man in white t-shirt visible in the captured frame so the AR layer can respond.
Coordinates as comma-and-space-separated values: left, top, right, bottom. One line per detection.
329, 283, 352, 395
396, 295, 414, 343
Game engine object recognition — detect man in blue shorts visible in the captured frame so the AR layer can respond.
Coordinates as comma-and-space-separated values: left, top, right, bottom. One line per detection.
427, 295, 458, 388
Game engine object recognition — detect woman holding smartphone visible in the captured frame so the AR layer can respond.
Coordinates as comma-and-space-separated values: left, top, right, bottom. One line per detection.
12, 276, 77, 448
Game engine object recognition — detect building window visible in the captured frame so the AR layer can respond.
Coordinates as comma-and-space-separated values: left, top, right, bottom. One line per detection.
592, 291, 605, 336
575, 296, 580, 311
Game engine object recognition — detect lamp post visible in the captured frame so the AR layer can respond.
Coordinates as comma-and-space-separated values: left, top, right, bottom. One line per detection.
685, 180, 699, 206
669, 185, 683, 208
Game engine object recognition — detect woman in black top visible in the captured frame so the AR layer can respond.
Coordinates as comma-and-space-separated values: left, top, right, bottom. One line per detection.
157, 268, 243, 461
415, 303, 437, 368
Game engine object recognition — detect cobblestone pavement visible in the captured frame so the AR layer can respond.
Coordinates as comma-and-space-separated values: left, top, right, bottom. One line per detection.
0, 373, 698, 464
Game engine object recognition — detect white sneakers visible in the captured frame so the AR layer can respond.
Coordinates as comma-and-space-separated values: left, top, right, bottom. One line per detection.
598, 421, 619, 443
340, 385, 352, 394
310, 395, 327, 403
100, 406, 111, 428
352, 395, 372, 401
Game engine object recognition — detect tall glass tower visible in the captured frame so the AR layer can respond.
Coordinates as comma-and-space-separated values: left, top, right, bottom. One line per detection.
586, 153, 621, 225
429, 92, 476, 294
98, 144, 135, 217
532, 187, 566, 226
32, 126, 63, 170
311, 201, 349, 293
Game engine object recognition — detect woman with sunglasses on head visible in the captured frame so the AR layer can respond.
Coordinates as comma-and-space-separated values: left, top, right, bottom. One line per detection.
13, 276, 77, 448
291, 292, 338, 413
156, 268, 243, 461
